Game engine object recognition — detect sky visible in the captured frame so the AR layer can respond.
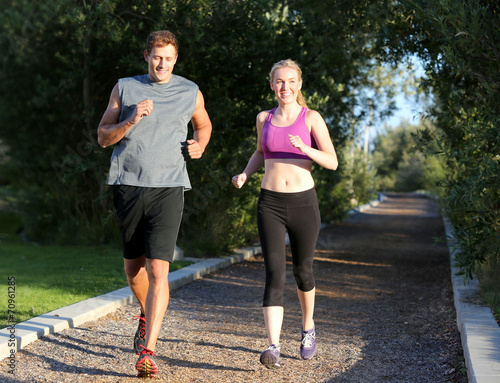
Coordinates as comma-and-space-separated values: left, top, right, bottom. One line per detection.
384, 92, 423, 127
374, 56, 428, 133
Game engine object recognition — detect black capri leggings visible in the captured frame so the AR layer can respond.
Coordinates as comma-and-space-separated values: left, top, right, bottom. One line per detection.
257, 187, 321, 307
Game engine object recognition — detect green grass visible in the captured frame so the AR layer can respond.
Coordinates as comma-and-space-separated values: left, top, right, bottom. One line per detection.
477, 255, 500, 326
0, 211, 191, 328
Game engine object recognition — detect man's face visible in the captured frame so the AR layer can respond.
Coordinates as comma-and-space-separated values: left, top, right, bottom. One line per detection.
144, 44, 178, 84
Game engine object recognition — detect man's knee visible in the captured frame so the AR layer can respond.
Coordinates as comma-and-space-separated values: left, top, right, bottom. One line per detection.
146, 259, 170, 283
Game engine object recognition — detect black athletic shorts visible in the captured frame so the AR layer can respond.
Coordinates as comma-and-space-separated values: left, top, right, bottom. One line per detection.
112, 185, 184, 262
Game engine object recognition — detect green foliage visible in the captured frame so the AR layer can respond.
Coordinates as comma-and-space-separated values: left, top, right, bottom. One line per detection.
372, 121, 448, 194
477, 253, 500, 323
314, 161, 351, 223
383, 0, 500, 277
339, 145, 378, 208
0, 0, 405, 252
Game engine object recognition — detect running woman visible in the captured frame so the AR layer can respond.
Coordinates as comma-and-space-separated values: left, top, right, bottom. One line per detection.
232, 59, 338, 369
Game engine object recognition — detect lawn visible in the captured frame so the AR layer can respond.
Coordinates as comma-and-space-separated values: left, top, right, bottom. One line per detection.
0, 211, 191, 328
478, 257, 500, 326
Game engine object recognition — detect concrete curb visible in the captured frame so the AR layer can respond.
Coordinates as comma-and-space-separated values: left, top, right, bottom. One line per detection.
443, 217, 500, 383
0, 246, 261, 361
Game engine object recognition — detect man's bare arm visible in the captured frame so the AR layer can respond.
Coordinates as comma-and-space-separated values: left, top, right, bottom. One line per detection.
97, 84, 153, 148
186, 90, 212, 159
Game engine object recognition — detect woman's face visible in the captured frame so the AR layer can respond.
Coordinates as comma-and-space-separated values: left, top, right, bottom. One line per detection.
270, 67, 302, 105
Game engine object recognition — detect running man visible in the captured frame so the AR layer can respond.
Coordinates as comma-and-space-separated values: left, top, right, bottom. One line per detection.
97, 30, 212, 378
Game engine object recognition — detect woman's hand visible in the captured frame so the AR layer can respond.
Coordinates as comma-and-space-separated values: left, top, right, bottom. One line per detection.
288, 134, 306, 152
232, 173, 248, 189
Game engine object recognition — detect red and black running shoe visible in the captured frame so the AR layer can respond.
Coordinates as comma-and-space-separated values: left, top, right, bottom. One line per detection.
135, 345, 158, 378
133, 314, 146, 354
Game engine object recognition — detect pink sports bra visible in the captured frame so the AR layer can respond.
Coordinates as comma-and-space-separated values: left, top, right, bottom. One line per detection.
261, 107, 317, 160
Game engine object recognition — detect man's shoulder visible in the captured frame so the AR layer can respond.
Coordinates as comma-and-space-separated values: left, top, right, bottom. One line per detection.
171, 74, 199, 90
119, 74, 148, 85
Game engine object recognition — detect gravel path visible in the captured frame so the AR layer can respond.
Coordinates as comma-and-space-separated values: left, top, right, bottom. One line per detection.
0, 193, 467, 382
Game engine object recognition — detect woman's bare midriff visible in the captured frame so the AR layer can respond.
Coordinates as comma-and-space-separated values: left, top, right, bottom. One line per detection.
261, 158, 314, 193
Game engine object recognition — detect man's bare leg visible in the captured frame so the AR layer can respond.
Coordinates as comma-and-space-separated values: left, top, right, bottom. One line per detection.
144, 258, 170, 352
124, 256, 149, 313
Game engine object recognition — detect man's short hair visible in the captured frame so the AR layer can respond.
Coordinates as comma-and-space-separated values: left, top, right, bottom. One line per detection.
145, 31, 179, 54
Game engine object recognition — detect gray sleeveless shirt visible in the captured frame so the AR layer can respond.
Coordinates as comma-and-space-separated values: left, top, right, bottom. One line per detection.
106, 74, 199, 190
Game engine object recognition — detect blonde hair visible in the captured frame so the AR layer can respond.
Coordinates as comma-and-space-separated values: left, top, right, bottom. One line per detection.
269, 59, 308, 108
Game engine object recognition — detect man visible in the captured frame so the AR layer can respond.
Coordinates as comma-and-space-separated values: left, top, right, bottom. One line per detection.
97, 30, 212, 378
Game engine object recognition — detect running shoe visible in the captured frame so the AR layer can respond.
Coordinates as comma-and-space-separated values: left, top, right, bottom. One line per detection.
300, 326, 316, 360
135, 345, 158, 378
133, 314, 146, 355
260, 344, 281, 369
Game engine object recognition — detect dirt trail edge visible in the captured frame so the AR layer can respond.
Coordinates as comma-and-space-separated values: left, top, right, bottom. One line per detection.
0, 193, 466, 382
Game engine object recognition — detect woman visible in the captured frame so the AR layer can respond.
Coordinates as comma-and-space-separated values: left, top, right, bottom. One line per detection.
232, 59, 338, 368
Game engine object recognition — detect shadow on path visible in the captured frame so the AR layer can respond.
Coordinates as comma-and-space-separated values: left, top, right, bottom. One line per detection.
0, 193, 467, 383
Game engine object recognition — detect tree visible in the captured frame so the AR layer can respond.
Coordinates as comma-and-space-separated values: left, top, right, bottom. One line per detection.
0, 0, 405, 253
371, 120, 447, 193
382, 0, 500, 277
